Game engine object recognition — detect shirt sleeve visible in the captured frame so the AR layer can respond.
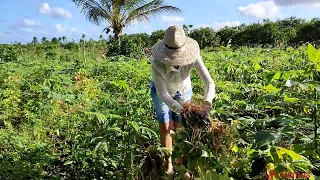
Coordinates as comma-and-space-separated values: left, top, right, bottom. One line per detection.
151, 60, 183, 113
193, 55, 216, 103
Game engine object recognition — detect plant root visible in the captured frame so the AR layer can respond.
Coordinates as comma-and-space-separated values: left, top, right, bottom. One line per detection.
180, 102, 234, 154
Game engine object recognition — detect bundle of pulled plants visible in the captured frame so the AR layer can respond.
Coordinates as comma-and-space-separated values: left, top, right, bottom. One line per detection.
170, 102, 239, 179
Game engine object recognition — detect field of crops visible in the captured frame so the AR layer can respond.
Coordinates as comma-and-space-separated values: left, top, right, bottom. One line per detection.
0, 43, 319, 180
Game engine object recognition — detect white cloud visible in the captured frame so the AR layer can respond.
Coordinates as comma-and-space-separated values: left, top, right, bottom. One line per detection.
39, 3, 72, 19
55, 24, 86, 35
21, 28, 34, 33
0, 32, 5, 36
22, 19, 42, 27
197, 24, 209, 28
212, 21, 241, 30
55, 24, 66, 32
161, 16, 184, 23
15, 19, 42, 29
39, 3, 51, 15
194, 21, 241, 31
312, 3, 320, 7
238, 1, 280, 19
71, 28, 78, 33
273, 0, 320, 6
82, 31, 88, 36
7, 19, 42, 34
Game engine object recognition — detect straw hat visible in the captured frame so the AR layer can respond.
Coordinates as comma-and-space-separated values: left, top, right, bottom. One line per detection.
152, 26, 200, 66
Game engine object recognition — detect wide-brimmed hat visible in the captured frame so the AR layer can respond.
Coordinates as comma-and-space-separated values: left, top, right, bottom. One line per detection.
152, 26, 200, 66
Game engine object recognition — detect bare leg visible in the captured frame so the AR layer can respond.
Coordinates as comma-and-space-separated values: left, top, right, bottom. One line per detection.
159, 120, 174, 173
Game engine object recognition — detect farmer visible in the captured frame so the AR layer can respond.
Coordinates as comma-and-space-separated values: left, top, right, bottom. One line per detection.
150, 25, 216, 175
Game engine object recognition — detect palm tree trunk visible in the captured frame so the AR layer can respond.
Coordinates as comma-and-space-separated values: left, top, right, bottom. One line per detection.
114, 28, 122, 47
83, 40, 86, 62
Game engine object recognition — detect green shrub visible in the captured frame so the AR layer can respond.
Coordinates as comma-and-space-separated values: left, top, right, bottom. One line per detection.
0, 45, 18, 62
106, 34, 145, 58
63, 42, 80, 51
149, 30, 165, 46
189, 27, 221, 49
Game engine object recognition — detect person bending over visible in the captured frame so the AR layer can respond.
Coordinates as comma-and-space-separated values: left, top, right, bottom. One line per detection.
149, 25, 216, 175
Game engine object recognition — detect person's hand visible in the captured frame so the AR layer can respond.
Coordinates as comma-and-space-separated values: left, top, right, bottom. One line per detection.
203, 101, 212, 115
171, 100, 183, 114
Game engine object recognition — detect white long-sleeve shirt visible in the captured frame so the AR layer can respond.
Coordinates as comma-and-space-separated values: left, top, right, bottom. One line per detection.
151, 53, 216, 113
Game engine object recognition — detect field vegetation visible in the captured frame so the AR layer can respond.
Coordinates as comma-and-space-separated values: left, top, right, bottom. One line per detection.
0, 8, 320, 180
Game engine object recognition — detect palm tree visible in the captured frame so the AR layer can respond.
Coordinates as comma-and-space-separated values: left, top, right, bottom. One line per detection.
42, 37, 48, 44
62, 36, 67, 43
70, 0, 181, 40
32, 37, 38, 45
52, 37, 59, 44
81, 33, 86, 61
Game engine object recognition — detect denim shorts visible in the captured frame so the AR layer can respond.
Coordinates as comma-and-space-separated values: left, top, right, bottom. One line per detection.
150, 81, 193, 124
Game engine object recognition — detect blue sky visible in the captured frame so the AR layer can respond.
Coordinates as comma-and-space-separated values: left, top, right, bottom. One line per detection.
1, 0, 320, 44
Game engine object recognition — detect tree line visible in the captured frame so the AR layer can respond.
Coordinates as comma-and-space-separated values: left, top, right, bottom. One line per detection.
29, 16, 320, 48
188, 16, 320, 49
5, 16, 319, 60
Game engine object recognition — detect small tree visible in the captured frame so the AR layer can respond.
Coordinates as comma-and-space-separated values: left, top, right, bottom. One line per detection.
183, 24, 193, 36
62, 36, 67, 43
81, 34, 86, 61
41, 37, 48, 44
70, 0, 181, 44
150, 29, 165, 46
51, 37, 60, 44
32, 37, 39, 46
189, 27, 220, 49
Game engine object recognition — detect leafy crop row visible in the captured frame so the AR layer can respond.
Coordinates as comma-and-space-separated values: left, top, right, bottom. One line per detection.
0, 43, 319, 179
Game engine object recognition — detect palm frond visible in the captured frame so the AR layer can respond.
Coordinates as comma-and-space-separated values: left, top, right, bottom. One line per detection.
126, 0, 181, 24
125, 0, 148, 10
71, 0, 112, 25
90, 7, 112, 25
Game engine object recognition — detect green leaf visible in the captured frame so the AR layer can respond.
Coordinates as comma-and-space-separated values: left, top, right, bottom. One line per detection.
141, 127, 158, 138
201, 150, 209, 157
308, 174, 316, 180
64, 160, 73, 165
95, 142, 102, 152
238, 138, 249, 145
175, 164, 187, 174
107, 127, 124, 135
85, 112, 107, 124
263, 84, 279, 93
231, 144, 238, 153
284, 95, 300, 103
102, 142, 108, 153
109, 114, 122, 119
100, 159, 108, 167
273, 72, 281, 80
246, 149, 256, 156
128, 121, 140, 132
254, 62, 261, 71
308, 43, 319, 63
299, 83, 308, 90
270, 146, 281, 164
276, 147, 307, 161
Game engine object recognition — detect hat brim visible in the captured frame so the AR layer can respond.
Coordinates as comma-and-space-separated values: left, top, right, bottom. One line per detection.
151, 37, 200, 66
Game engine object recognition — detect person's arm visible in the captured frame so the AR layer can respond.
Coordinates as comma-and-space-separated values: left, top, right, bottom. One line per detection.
193, 54, 216, 104
152, 64, 183, 113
